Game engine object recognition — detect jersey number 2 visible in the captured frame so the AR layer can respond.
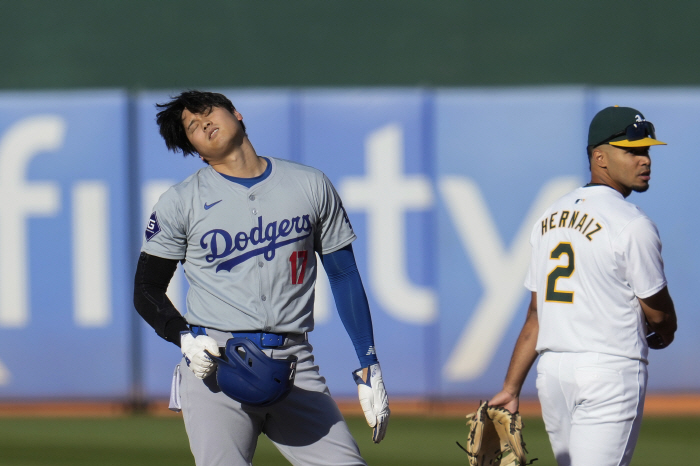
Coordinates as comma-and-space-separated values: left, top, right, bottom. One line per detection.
546, 242, 574, 303
289, 251, 308, 284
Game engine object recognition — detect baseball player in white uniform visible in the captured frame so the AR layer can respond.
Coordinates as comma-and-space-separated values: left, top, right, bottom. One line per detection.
488, 106, 677, 466
133, 91, 390, 466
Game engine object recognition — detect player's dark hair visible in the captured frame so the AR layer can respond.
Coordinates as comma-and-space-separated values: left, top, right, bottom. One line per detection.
155, 90, 247, 157
586, 145, 594, 170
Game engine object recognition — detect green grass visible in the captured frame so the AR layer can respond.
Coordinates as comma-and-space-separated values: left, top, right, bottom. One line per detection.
0, 415, 696, 465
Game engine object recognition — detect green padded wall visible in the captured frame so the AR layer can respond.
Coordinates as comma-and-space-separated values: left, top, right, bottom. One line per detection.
2, 0, 699, 89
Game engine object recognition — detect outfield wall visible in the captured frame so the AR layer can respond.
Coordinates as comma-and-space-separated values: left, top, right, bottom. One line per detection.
0, 87, 697, 400
4, 1, 700, 89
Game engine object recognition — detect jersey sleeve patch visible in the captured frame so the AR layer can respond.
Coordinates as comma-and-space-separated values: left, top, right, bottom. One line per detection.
145, 211, 162, 241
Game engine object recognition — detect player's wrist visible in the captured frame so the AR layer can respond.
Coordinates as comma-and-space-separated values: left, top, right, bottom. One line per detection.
501, 385, 521, 399
165, 319, 191, 346
358, 354, 379, 368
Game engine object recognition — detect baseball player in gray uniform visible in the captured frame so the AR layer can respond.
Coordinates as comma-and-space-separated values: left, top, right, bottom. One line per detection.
488, 106, 677, 466
133, 90, 390, 466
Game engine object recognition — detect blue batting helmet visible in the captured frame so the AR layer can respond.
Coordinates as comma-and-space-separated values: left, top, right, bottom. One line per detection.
206, 337, 297, 406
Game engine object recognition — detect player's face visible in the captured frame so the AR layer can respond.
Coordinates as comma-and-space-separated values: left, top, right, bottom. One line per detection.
603, 144, 652, 196
181, 106, 244, 161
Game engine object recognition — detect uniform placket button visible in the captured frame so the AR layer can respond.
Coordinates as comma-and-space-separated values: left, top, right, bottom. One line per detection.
258, 262, 264, 267
261, 295, 267, 301
249, 195, 255, 201
252, 208, 257, 215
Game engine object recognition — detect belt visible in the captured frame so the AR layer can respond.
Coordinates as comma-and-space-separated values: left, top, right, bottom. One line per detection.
190, 326, 306, 349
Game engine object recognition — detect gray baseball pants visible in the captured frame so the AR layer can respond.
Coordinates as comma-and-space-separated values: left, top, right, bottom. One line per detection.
177, 338, 367, 466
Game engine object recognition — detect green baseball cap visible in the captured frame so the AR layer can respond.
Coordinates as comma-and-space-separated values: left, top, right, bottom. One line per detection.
588, 106, 666, 148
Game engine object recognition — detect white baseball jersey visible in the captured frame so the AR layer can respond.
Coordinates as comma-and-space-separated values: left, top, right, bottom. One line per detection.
141, 157, 356, 333
524, 185, 666, 362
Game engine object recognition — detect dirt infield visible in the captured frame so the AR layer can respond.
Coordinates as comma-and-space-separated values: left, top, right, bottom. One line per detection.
334, 394, 700, 417
0, 394, 698, 418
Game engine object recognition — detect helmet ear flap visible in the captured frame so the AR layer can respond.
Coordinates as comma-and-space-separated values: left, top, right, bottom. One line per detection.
207, 337, 297, 406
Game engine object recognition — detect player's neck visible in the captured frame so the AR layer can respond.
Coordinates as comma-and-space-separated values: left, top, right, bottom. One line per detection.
589, 171, 631, 198
208, 138, 265, 178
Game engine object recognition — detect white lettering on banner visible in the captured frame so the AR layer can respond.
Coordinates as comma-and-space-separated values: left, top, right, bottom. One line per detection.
440, 176, 581, 381
73, 182, 111, 327
0, 116, 64, 327
341, 124, 436, 324
0, 359, 9, 386
143, 181, 182, 310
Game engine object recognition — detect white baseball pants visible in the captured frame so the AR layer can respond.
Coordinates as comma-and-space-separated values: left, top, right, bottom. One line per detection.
536, 351, 647, 466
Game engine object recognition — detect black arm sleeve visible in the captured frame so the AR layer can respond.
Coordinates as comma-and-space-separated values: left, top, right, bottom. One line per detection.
133, 251, 190, 347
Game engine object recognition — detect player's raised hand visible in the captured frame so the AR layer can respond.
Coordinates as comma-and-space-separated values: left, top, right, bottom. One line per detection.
353, 363, 390, 443
181, 333, 221, 379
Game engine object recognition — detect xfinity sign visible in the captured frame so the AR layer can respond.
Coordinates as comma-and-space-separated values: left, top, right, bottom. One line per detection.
0, 88, 696, 400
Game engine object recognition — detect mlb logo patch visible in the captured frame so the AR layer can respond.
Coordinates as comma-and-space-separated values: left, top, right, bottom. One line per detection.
145, 211, 161, 241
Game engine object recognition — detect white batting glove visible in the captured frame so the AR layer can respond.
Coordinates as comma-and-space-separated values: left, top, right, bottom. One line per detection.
181, 333, 220, 379
353, 363, 390, 443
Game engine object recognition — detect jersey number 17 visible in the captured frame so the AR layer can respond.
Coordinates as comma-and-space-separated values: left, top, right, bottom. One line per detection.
289, 251, 308, 284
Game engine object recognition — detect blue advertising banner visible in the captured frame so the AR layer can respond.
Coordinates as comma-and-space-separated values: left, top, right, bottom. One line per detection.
0, 91, 130, 397
298, 89, 435, 397
0, 87, 697, 400
434, 88, 588, 397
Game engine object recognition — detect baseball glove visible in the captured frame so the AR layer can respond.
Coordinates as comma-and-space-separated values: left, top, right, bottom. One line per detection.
457, 401, 536, 466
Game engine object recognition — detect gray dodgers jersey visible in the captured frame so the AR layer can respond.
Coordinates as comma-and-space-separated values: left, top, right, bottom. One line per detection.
141, 157, 356, 333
